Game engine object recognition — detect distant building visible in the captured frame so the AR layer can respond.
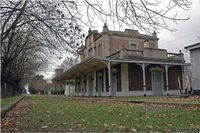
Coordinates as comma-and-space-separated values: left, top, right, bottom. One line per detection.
185, 42, 200, 93
53, 23, 188, 96
55, 68, 64, 77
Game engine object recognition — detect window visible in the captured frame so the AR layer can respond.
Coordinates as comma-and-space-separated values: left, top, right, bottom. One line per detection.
88, 48, 94, 57
129, 43, 137, 50
98, 44, 101, 56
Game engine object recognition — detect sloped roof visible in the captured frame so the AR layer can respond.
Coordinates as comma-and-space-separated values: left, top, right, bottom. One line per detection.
185, 42, 200, 50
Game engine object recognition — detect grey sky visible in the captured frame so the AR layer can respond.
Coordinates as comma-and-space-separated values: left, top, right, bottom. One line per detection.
44, 0, 200, 79
80, 0, 200, 63
158, 0, 200, 63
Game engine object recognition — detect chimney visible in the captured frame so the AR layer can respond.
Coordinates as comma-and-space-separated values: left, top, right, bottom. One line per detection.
55, 68, 63, 77
152, 31, 157, 37
103, 23, 108, 32
88, 28, 92, 35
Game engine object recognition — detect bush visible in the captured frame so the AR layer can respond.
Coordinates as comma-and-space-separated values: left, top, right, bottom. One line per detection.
51, 88, 65, 95
28, 85, 38, 94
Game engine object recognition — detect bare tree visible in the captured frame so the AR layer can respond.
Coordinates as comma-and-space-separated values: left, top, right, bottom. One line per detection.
78, 0, 191, 33
29, 75, 49, 94
1, 0, 83, 97
1, 0, 192, 97
60, 56, 80, 71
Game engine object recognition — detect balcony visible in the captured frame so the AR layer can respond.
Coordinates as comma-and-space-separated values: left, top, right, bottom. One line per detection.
109, 48, 184, 63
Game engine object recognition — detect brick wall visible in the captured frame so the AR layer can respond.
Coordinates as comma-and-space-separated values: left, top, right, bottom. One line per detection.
128, 63, 143, 91
168, 65, 182, 90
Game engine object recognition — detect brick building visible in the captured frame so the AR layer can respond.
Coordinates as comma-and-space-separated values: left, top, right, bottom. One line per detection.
52, 23, 188, 96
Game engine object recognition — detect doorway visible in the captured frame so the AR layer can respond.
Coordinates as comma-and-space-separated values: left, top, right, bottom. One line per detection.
111, 74, 117, 96
152, 71, 164, 95
88, 75, 93, 96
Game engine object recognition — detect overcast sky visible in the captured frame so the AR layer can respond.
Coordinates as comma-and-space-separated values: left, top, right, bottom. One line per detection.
44, 0, 200, 79
158, 0, 200, 63
79, 0, 200, 63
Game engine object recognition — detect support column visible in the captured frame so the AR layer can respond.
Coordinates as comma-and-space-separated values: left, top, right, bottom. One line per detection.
74, 80, 77, 96
73, 79, 76, 96
165, 65, 169, 95
82, 75, 85, 96
181, 65, 185, 92
107, 62, 111, 97
77, 78, 80, 96
86, 74, 89, 96
93, 71, 96, 96
69, 83, 70, 97
142, 63, 147, 96
103, 69, 106, 95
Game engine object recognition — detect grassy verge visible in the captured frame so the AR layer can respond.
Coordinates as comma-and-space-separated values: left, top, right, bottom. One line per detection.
19, 96, 200, 132
1, 95, 23, 108
112, 96, 200, 104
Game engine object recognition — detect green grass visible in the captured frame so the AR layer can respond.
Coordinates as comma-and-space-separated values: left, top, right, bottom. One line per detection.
1, 95, 23, 108
112, 96, 200, 104
19, 96, 200, 132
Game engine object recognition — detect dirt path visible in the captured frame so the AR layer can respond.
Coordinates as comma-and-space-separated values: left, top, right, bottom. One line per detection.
1, 99, 29, 132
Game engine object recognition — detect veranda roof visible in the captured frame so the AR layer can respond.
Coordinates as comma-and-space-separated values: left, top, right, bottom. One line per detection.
52, 57, 108, 82
52, 56, 190, 82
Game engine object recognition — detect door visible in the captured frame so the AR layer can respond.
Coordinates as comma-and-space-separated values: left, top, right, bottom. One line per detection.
89, 75, 93, 96
111, 74, 117, 96
152, 71, 163, 95
98, 78, 102, 96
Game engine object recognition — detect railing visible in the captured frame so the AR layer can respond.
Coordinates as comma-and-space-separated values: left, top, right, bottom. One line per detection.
109, 48, 184, 62
167, 53, 181, 57
167, 53, 184, 61
126, 49, 143, 56
117, 49, 143, 59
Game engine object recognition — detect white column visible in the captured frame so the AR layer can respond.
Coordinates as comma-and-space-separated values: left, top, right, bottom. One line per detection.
93, 71, 96, 96
98, 72, 102, 96
107, 62, 111, 97
69, 83, 70, 97
103, 69, 106, 95
74, 79, 76, 96
121, 63, 129, 92
165, 65, 169, 95
78, 78, 80, 96
86, 74, 89, 96
82, 75, 85, 96
181, 65, 185, 91
142, 63, 147, 96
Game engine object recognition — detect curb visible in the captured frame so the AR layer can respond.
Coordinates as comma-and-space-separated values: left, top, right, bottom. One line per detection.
1, 96, 24, 119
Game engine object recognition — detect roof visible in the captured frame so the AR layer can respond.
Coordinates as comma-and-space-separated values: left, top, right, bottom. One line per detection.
52, 57, 108, 82
52, 56, 189, 82
185, 42, 200, 50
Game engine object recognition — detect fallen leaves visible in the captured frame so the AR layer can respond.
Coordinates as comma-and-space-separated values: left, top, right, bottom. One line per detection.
103, 123, 110, 129
145, 125, 153, 129
41, 125, 48, 129
131, 128, 137, 132
77, 123, 82, 127
1, 99, 29, 132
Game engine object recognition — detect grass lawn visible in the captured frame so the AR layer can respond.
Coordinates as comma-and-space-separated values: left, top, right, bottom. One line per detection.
112, 96, 200, 104
18, 96, 200, 132
1, 95, 23, 108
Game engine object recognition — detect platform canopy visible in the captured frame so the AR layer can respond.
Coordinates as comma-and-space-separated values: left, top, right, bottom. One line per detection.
52, 56, 189, 82
52, 57, 108, 82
